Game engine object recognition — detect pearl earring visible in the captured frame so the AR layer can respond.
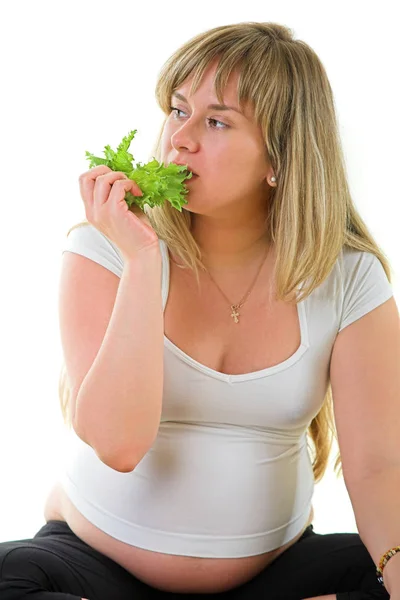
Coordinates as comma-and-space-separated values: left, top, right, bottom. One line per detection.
271, 176, 276, 183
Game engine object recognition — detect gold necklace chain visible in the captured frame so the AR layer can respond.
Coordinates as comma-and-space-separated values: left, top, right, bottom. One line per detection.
205, 246, 270, 324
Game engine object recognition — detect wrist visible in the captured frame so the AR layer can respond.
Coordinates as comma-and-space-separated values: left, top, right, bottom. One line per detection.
382, 551, 400, 594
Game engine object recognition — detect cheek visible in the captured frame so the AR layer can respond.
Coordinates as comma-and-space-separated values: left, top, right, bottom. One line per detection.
201, 167, 249, 201
225, 146, 267, 185
160, 127, 170, 150
206, 155, 264, 200
160, 122, 174, 150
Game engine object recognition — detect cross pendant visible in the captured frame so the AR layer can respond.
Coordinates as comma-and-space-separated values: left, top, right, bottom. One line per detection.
230, 305, 240, 324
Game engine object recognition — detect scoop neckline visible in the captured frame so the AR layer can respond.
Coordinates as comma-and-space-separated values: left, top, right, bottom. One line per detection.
159, 239, 310, 383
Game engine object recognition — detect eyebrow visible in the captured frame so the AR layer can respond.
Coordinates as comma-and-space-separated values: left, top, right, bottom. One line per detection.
171, 92, 244, 116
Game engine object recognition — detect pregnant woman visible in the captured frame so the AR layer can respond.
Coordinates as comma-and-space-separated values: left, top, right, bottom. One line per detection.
1, 20, 399, 600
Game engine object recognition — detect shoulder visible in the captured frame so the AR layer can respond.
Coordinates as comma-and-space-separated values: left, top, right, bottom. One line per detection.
336, 246, 390, 288
335, 246, 393, 333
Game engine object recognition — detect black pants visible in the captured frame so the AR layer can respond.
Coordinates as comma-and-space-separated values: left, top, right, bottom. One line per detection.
0, 520, 390, 600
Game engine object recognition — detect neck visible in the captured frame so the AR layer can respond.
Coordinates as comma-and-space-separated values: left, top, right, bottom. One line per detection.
191, 214, 272, 271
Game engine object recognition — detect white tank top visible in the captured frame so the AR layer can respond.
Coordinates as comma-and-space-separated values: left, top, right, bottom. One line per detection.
58, 224, 393, 558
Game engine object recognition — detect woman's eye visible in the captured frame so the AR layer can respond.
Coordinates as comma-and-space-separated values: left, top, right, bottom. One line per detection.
170, 107, 186, 119
169, 106, 228, 130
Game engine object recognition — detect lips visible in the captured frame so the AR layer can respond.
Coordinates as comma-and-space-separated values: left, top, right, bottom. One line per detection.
171, 161, 198, 177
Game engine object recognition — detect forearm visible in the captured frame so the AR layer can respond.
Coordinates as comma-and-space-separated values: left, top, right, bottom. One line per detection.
345, 467, 400, 595
74, 247, 164, 471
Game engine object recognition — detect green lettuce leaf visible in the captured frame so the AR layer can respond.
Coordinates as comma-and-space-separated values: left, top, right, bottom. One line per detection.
85, 129, 192, 212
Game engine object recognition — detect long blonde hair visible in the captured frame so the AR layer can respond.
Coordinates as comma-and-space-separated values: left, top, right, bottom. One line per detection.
60, 22, 393, 483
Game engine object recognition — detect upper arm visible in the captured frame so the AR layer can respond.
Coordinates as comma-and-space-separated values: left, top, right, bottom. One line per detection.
59, 250, 120, 427
330, 295, 400, 483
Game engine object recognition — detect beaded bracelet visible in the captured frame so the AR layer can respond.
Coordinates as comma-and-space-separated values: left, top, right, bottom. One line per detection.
376, 546, 400, 585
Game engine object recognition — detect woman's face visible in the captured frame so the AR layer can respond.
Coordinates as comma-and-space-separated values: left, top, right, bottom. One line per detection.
160, 60, 273, 219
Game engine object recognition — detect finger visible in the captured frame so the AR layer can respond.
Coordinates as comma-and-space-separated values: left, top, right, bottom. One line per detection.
78, 165, 111, 208
92, 178, 138, 224
93, 172, 142, 207
106, 178, 143, 214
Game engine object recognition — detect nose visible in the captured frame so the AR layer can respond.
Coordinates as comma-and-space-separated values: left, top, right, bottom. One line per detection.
171, 119, 200, 153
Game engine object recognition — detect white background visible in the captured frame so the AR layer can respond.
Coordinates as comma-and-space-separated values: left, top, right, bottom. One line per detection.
0, 0, 398, 543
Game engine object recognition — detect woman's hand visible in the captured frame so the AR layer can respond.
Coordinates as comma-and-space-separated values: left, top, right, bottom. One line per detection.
79, 165, 159, 261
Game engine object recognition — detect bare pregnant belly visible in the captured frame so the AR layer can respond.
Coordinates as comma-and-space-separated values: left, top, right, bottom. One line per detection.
44, 482, 314, 594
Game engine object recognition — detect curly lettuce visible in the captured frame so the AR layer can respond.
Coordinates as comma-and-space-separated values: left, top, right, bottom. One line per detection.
85, 129, 192, 212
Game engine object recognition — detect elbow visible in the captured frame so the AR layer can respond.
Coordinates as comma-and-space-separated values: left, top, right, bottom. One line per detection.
97, 445, 150, 473
72, 414, 157, 473
84, 434, 154, 473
